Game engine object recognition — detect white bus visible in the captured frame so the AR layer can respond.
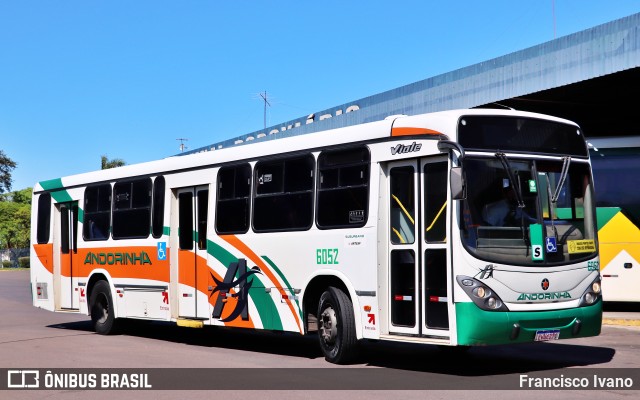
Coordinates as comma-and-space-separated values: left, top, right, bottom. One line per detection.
30, 108, 602, 364
587, 136, 640, 303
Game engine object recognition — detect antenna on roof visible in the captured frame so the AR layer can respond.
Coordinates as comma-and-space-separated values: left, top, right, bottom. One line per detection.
177, 138, 189, 152
259, 91, 271, 130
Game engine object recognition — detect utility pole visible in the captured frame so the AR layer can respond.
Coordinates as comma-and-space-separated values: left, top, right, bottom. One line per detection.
259, 91, 271, 130
177, 138, 189, 153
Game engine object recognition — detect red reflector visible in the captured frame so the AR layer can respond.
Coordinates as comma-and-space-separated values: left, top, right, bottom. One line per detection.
429, 296, 439, 302
394, 295, 403, 301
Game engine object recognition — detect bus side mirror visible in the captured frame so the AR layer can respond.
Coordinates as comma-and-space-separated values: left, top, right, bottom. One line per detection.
451, 167, 466, 200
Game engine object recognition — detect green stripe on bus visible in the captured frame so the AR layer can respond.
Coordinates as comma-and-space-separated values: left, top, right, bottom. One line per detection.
207, 240, 283, 331
39, 178, 65, 191
261, 255, 302, 319
246, 274, 283, 331
207, 240, 238, 271
39, 178, 73, 203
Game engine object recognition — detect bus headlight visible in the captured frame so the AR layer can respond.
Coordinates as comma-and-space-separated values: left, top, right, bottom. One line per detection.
456, 276, 509, 311
486, 297, 497, 309
579, 275, 602, 307
584, 292, 595, 304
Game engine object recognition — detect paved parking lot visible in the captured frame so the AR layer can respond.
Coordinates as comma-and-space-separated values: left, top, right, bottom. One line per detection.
1, 269, 639, 399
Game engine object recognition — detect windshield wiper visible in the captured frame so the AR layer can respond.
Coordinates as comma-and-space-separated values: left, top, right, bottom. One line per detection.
546, 173, 559, 239
551, 156, 571, 203
546, 156, 571, 243
495, 152, 525, 208
496, 153, 529, 245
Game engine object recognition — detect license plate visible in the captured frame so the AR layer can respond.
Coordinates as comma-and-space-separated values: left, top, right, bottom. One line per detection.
534, 329, 560, 341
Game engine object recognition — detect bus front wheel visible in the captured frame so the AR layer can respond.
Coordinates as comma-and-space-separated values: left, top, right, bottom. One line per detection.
317, 286, 358, 364
90, 280, 119, 335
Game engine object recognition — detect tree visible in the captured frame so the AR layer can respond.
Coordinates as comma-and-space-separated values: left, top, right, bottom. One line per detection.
101, 155, 126, 170
0, 196, 30, 266
0, 150, 17, 195
0, 188, 31, 204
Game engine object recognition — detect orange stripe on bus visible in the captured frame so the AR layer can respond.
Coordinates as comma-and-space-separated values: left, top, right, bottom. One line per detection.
33, 243, 54, 274
76, 246, 170, 282
391, 127, 442, 136
220, 235, 303, 334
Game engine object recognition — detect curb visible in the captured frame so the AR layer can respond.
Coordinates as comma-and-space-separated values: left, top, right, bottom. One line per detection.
602, 318, 640, 327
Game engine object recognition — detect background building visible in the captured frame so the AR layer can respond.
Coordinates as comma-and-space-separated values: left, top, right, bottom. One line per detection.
184, 12, 640, 153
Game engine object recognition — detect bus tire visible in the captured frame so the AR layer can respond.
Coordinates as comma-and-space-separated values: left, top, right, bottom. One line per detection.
90, 280, 119, 335
317, 286, 359, 364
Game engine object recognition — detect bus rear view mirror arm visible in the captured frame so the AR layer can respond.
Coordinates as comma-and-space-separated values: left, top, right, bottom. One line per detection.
438, 140, 466, 200
437, 140, 465, 160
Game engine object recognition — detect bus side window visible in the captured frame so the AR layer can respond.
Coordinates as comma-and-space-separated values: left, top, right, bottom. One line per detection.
112, 178, 152, 239
152, 175, 165, 238
253, 154, 314, 232
216, 164, 251, 234
317, 146, 370, 229
36, 193, 52, 244
83, 184, 112, 241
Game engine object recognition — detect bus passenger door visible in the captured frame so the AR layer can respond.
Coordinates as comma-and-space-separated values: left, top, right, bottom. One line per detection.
387, 161, 420, 335
176, 186, 210, 320
385, 157, 450, 338
420, 157, 450, 335
57, 202, 79, 310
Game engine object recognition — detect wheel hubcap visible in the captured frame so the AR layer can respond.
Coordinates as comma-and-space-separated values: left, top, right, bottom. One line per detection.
320, 306, 338, 345
97, 294, 109, 324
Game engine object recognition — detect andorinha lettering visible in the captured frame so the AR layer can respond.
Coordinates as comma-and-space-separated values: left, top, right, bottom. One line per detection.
84, 251, 152, 266
517, 291, 571, 301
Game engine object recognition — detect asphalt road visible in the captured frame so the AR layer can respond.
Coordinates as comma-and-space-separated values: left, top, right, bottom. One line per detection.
1, 269, 639, 399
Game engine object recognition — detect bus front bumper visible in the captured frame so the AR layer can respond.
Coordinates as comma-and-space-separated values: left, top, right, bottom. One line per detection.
455, 301, 602, 346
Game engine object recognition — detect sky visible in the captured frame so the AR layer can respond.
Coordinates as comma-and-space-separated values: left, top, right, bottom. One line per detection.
1, 1, 639, 191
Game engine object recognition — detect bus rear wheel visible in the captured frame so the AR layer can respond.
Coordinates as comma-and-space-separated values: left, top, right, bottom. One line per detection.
317, 287, 358, 364
90, 280, 119, 335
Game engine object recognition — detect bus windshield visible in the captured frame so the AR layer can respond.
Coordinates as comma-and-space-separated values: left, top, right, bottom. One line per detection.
461, 156, 597, 266
458, 115, 588, 157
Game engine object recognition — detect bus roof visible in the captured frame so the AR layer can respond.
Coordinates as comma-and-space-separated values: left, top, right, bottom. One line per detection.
34, 108, 579, 193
